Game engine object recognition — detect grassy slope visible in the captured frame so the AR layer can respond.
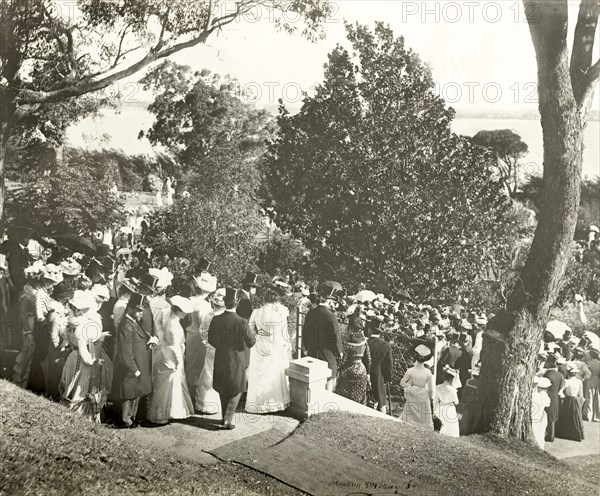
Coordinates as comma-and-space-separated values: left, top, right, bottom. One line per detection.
0, 380, 303, 496
295, 412, 597, 496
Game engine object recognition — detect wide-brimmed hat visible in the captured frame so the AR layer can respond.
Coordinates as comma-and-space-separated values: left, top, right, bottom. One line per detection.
137, 273, 160, 295
24, 260, 45, 280
69, 290, 95, 310
534, 376, 551, 388
169, 295, 194, 314
241, 272, 260, 287
149, 267, 174, 292
59, 258, 81, 276
91, 284, 110, 300
42, 263, 63, 284
194, 272, 217, 293
590, 225, 600, 233
270, 277, 292, 297
442, 365, 458, 377
414, 344, 433, 361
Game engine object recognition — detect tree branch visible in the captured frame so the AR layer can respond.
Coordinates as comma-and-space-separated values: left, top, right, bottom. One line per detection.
576, 58, 600, 115
570, 0, 600, 101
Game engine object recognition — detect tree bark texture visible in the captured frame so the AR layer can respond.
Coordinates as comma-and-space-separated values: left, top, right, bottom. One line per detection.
476, 0, 593, 439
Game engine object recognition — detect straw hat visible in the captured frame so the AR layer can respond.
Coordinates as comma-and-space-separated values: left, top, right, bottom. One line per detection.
534, 376, 551, 389
69, 290, 95, 310
169, 295, 194, 314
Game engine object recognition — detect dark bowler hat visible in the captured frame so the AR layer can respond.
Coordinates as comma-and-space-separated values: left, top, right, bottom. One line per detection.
194, 257, 212, 274
317, 281, 342, 300
137, 273, 160, 295
127, 292, 147, 310
95, 244, 111, 257
544, 353, 558, 368
241, 272, 260, 287
8, 226, 32, 240
579, 335, 592, 349
224, 287, 239, 301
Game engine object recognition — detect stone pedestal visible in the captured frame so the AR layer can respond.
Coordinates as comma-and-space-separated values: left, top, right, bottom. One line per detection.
285, 356, 332, 420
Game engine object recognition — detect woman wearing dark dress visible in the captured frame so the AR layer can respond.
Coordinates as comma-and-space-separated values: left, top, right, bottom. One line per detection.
555, 366, 585, 441
336, 311, 371, 405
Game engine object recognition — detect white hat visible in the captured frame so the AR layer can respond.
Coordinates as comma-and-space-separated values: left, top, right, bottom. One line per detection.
69, 290, 95, 310
91, 284, 110, 300
534, 376, 551, 388
415, 344, 432, 358
59, 259, 81, 275
589, 225, 599, 233
194, 272, 217, 293
42, 263, 63, 284
211, 288, 226, 307
148, 267, 174, 291
169, 296, 194, 314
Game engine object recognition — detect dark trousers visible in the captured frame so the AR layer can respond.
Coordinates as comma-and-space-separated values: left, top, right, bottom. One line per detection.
121, 398, 140, 425
545, 421, 555, 442
219, 393, 242, 425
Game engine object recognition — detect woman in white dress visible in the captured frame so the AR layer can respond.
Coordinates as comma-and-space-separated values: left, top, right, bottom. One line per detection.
147, 296, 195, 425
245, 280, 292, 414
60, 290, 113, 423
531, 376, 551, 449
400, 344, 434, 429
435, 366, 460, 437
195, 289, 226, 414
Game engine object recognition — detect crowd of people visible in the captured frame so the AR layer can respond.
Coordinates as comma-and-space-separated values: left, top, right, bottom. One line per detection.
1, 224, 599, 444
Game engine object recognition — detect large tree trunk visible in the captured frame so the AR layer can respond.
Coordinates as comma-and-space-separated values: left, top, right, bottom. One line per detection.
476, 1, 585, 439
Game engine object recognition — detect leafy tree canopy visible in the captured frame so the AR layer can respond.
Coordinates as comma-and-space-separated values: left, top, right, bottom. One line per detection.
264, 22, 513, 299
471, 129, 529, 197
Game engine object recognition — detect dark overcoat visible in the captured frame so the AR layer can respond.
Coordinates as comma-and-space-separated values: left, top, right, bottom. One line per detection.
544, 368, 564, 423
111, 315, 152, 400
367, 335, 393, 406
208, 310, 256, 397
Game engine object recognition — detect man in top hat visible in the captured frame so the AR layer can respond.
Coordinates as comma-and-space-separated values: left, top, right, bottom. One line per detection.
367, 318, 393, 413
543, 353, 565, 442
303, 281, 344, 392
111, 292, 154, 428
182, 257, 212, 298
237, 272, 260, 320
1, 226, 33, 294
208, 287, 256, 429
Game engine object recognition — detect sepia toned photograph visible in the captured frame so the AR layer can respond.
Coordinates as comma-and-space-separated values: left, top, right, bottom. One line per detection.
0, 1, 599, 495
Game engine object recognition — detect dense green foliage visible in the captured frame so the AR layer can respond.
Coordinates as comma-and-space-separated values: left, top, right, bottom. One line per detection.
264, 23, 514, 300
6, 149, 125, 236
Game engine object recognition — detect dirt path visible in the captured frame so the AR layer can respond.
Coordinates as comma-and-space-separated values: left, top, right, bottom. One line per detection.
127, 410, 300, 465
544, 419, 600, 460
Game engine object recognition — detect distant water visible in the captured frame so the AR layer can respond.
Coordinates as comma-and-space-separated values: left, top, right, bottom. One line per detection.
452, 118, 600, 180
68, 107, 599, 180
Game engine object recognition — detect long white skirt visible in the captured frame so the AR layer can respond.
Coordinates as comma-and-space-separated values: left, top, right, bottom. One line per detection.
245, 346, 290, 414
147, 346, 193, 424
435, 401, 460, 437
195, 345, 221, 414
401, 385, 433, 429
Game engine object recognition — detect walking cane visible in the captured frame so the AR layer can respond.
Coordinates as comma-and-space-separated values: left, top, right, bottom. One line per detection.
386, 382, 392, 416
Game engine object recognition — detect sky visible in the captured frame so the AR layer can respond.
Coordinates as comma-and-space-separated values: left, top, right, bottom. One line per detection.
67, 0, 600, 177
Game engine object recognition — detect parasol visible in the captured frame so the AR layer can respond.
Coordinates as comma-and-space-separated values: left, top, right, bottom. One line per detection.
54, 234, 95, 256
352, 290, 377, 302
583, 331, 600, 350
545, 320, 571, 340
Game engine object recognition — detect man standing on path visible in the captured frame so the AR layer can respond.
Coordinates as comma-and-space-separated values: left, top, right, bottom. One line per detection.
112, 293, 153, 428
208, 288, 256, 429
367, 319, 393, 413
237, 272, 260, 320
302, 281, 343, 392
544, 354, 565, 442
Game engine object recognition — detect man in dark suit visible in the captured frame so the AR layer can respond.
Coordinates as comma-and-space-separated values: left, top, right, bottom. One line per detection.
237, 272, 259, 320
367, 320, 393, 413
111, 293, 153, 428
437, 336, 462, 384
544, 354, 565, 442
208, 287, 256, 429
455, 334, 473, 399
1, 226, 33, 294
302, 281, 343, 392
